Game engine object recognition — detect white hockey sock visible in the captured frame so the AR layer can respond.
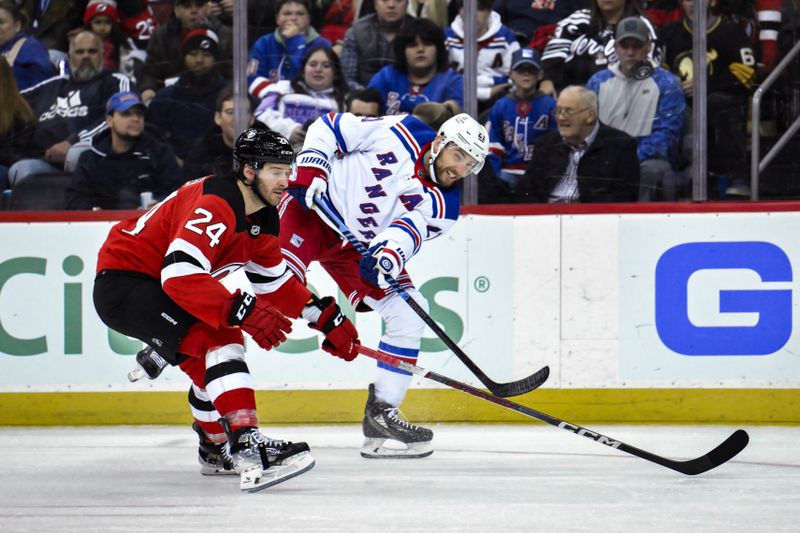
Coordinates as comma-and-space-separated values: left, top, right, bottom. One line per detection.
374, 368, 412, 407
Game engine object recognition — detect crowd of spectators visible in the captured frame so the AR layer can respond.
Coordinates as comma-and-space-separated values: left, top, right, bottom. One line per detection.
0, 0, 797, 210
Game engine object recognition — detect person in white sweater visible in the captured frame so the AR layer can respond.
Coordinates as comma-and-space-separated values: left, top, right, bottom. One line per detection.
254, 44, 350, 150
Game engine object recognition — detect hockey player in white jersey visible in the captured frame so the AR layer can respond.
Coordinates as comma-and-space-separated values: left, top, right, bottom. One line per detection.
279, 111, 489, 458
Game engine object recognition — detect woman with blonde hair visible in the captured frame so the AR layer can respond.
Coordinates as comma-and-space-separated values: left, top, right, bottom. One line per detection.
0, 56, 36, 195
411, 99, 462, 131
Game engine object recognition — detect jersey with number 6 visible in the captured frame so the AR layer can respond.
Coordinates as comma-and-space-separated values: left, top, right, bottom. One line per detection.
97, 176, 310, 328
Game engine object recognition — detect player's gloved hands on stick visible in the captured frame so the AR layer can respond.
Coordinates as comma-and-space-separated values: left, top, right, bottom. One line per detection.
287, 166, 328, 210
225, 290, 292, 350
309, 296, 360, 361
359, 239, 405, 289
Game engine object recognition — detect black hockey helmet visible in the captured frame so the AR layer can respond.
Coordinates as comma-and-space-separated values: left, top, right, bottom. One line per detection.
233, 127, 294, 173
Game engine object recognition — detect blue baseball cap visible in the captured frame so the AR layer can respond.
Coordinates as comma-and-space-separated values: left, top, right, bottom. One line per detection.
105, 91, 144, 115
511, 48, 542, 71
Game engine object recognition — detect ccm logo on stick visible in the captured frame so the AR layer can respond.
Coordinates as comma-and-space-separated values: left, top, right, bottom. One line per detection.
655, 241, 792, 356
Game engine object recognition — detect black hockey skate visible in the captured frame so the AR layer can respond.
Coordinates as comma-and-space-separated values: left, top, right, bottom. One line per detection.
361, 383, 433, 459
192, 422, 235, 475
126, 346, 168, 382
226, 426, 315, 493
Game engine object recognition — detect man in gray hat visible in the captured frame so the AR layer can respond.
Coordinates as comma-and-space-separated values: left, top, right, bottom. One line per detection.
586, 16, 685, 201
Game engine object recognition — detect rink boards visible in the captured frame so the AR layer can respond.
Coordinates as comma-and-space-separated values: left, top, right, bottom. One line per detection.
0, 204, 798, 425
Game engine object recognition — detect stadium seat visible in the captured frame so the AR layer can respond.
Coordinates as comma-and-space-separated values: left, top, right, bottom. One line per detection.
10, 172, 72, 211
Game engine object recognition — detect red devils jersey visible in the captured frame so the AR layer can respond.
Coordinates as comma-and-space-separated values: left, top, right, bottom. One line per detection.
97, 176, 310, 328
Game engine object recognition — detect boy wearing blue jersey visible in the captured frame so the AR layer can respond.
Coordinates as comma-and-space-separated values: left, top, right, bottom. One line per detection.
486, 48, 557, 192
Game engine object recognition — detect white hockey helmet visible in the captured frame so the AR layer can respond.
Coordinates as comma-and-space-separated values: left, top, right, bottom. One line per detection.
429, 113, 490, 182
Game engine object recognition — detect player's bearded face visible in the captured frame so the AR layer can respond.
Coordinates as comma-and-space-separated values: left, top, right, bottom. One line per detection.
434, 143, 479, 187
254, 164, 291, 206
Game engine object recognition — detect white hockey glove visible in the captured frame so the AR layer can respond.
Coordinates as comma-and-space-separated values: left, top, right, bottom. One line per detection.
305, 176, 328, 210
359, 239, 407, 289
288, 166, 328, 211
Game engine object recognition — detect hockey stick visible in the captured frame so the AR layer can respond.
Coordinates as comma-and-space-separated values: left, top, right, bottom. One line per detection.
312, 195, 548, 397
357, 344, 749, 476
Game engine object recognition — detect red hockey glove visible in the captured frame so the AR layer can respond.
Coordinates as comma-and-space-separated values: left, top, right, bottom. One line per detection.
225, 290, 292, 350
309, 296, 360, 361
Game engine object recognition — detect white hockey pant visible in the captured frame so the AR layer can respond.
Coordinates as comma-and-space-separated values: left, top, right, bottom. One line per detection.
364, 289, 427, 407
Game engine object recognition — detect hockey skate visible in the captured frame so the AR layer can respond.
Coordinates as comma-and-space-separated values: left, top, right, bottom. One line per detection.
127, 346, 168, 382
226, 426, 315, 493
361, 383, 433, 459
192, 423, 235, 475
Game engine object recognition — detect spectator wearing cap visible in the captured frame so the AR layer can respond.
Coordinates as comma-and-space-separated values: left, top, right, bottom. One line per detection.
146, 27, 227, 162
586, 16, 685, 201
82, 0, 124, 72
486, 48, 556, 193
444, 0, 519, 107
517, 85, 640, 203
247, 0, 331, 101
138, 0, 232, 103
66, 90, 182, 210
540, 0, 658, 97
8, 30, 131, 189
368, 17, 463, 115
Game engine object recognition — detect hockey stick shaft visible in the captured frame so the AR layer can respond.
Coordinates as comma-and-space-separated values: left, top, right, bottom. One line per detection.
313, 195, 547, 397
357, 344, 749, 476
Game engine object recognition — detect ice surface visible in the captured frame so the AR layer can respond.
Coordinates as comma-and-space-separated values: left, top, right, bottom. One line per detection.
0, 425, 796, 532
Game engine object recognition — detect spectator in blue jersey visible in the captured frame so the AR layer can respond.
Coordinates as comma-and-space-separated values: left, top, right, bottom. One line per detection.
247, 0, 331, 102
0, 1, 53, 91
539, 0, 657, 97
586, 17, 685, 201
67, 91, 182, 210
368, 17, 463, 115
147, 27, 227, 163
486, 48, 556, 192
444, 0, 519, 107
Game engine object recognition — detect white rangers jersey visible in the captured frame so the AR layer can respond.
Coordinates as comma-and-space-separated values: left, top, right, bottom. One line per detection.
295, 112, 460, 264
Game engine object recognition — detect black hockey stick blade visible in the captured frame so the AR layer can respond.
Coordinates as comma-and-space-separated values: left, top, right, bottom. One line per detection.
488, 365, 550, 397
312, 195, 548, 396
640, 429, 750, 476
357, 344, 749, 476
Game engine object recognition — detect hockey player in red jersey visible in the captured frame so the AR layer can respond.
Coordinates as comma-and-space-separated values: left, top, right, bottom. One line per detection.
280, 111, 489, 458
93, 128, 360, 492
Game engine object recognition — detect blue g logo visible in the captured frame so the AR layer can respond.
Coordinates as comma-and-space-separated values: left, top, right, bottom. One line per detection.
655, 242, 792, 356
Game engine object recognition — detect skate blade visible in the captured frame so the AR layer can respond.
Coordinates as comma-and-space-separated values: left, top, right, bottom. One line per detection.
360, 438, 433, 459
240, 452, 315, 493
127, 364, 146, 382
